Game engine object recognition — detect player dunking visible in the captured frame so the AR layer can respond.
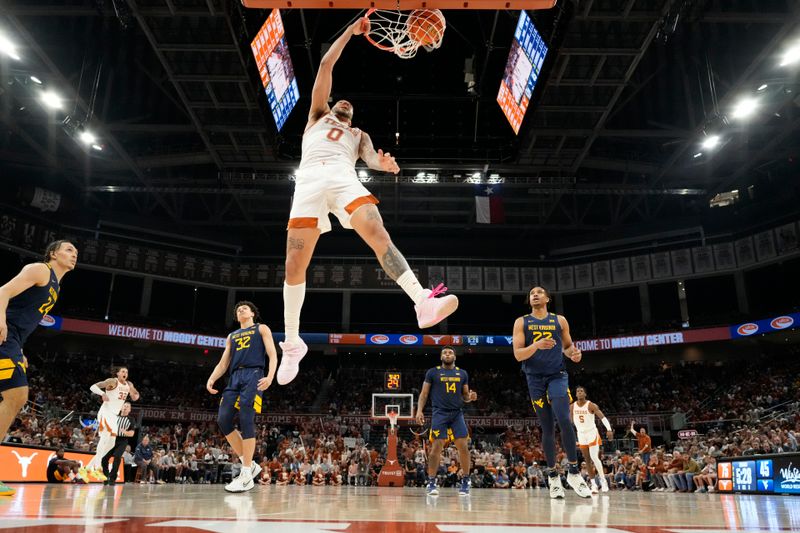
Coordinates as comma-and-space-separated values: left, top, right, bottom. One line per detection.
0, 240, 77, 497
571, 386, 612, 493
277, 17, 458, 385
415, 346, 477, 497
82, 366, 140, 483
512, 286, 591, 498
207, 301, 277, 492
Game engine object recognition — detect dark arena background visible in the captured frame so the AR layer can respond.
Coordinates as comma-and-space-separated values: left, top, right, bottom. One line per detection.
1, 0, 800, 531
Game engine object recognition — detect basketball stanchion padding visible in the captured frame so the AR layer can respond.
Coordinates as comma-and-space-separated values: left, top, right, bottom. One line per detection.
378, 411, 405, 487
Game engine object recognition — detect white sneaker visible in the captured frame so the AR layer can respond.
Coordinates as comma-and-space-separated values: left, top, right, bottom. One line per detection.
250, 462, 262, 480
567, 473, 592, 498
600, 479, 609, 493
415, 284, 459, 329
277, 338, 308, 385
548, 475, 565, 499
225, 471, 255, 493
590, 479, 599, 494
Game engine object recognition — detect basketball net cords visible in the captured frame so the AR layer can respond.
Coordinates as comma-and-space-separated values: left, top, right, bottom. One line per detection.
365, 9, 445, 60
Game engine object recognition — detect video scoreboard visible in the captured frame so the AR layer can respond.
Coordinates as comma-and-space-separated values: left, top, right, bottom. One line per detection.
717, 454, 800, 494
497, 10, 549, 134
250, 9, 299, 131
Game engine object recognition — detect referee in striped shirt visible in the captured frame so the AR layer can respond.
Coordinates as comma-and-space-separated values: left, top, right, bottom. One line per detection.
102, 402, 135, 485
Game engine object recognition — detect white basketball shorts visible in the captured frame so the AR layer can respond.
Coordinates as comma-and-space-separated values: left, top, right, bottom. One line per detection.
577, 427, 601, 447
287, 164, 378, 234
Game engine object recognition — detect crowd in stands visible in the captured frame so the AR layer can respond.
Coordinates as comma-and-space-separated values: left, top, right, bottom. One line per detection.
23, 351, 325, 414
10, 404, 798, 492
22, 343, 800, 422
6, 350, 800, 492
330, 356, 800, 421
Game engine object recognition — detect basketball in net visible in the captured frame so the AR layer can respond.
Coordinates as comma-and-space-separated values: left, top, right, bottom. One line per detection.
406, 10, 446, 47
364, 9, 446, 59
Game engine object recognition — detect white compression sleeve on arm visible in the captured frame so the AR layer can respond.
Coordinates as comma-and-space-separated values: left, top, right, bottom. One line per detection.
601, 418, 612, 432
90, 384, 105, 396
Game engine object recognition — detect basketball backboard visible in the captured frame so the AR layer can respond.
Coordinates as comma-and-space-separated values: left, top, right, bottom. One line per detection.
242, 1, 557, 10
371, 393, 414, 422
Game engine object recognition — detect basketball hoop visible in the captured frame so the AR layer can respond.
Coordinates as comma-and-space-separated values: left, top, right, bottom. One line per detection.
387, 411, 399, 430
364, 8, 446, 59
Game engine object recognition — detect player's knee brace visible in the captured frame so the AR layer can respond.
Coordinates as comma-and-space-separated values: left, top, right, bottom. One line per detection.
238, 403, 256, 439
217, 401, 236, 436
589, 445, 604, 472
589, 445, 600, 462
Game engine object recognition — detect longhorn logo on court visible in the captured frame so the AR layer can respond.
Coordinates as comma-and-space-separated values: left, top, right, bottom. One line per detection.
12, 450, 38, 478
770, 316, 794, 330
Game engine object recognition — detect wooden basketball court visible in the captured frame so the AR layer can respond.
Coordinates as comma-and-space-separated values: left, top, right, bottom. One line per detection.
2, 484, 798, 532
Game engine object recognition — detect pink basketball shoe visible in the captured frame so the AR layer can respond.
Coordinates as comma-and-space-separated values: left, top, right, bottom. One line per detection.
277, 338, 308, 385
415, 283, 459, 329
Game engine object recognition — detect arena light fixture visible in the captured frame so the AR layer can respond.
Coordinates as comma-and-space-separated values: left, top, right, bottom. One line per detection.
79, 130, 96, 145
757, 84, 768, 92
693, 152, 703, 159
39, 90, 63, 110
30, 76, 42, 85
91, 144, 103, 151
0, 32, 21, 60
465, 172, 483, 184
731, 97, 757, 121
701, 135, 721, 150
779, 41, 800, 67
412, 172, 438, 184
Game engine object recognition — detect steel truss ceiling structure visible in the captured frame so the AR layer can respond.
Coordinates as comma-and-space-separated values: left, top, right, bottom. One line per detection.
1, 0, 799, 255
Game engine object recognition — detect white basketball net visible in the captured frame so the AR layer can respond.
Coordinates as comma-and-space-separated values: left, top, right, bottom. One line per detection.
365, 9, 446, 60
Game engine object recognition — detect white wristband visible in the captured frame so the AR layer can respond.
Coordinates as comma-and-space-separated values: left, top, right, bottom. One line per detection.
601, 418, 612, 432
90, 384, 104, 396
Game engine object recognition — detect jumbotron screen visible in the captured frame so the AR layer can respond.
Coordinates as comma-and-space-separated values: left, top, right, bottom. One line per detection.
250, 9, 300, 131
497, 10, 548, 134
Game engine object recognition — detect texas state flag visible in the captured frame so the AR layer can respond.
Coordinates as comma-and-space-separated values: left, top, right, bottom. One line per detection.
475, 185, 505, 224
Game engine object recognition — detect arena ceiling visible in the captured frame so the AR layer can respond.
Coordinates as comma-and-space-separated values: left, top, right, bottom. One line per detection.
1, 0, 799, 256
